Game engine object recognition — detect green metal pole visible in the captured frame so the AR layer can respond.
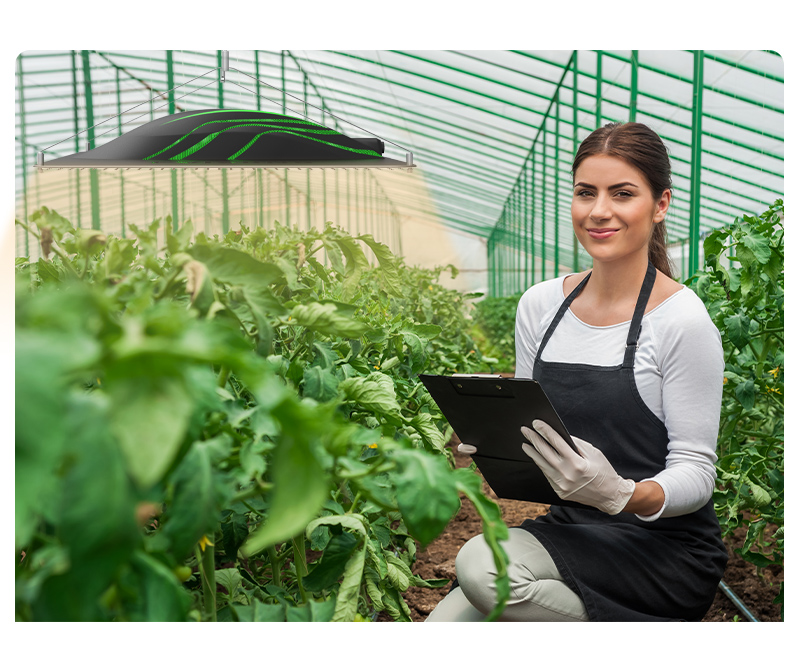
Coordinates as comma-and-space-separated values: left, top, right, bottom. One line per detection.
523, 159, 529, 288
572, 51, 579, 272
168, 50, 179, 233
282, 51, 289, 226
595, 51, 603, 128
116, 66, 125, 237
541, 136, 546, 282
16, 54, 29, 255
218, 50, 229, 233
530, 155, 536, 285
629, 50, 639, 122
304, 77, 311, 230
254, 50, 261, 110
689, 50, 704, 276
81, 50, 101, 230
71, 51, 81, 228
554, 94, 560, 274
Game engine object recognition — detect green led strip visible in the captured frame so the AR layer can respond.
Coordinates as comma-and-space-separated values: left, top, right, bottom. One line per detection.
143, 119, 339, 161
227, 129, 382, 160
169, 125, 380, 161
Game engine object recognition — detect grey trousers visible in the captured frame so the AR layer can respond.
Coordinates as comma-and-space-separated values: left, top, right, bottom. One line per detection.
425, 528, 589, 622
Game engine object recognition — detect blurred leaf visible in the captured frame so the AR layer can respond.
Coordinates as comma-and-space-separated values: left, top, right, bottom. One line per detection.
391, 449, 460, 548
160, 436, 233, 559
131, 551, 191, 621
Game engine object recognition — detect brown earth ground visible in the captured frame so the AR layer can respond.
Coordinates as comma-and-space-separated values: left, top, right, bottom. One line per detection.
379, 438, 783, 623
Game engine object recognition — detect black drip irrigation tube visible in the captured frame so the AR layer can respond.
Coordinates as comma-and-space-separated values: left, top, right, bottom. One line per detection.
718, 580, 760, 622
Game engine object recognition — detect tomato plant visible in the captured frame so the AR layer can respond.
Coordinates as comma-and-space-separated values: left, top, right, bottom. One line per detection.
15, 210, 511, 622
686, 199, 784, 615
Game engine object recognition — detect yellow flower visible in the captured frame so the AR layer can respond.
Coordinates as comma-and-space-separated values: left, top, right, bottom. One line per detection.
767, 386, 782, 395
198, 535, 214, 552
428, 285, 433, 291
723, 377, 728, 384
374, 365, 380, 370
768, 366, 780, 378
368, 443, 378, 449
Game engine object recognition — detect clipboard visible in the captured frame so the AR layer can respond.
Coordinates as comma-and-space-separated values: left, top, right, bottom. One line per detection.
418, 374, 592, 509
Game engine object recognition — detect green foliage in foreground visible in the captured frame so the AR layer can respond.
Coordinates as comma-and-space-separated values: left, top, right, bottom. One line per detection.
687, 199, 784, 615
15, 211, 511, 622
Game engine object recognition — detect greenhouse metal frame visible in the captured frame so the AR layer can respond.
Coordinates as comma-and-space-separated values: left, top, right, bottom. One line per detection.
14, 49, 783, 294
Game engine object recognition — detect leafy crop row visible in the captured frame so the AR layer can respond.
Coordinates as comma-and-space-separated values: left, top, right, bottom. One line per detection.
687, 199, 784, 614
15, 210, 512, 622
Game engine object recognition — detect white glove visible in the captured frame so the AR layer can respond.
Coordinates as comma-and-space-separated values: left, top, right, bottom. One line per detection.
520, 420, 635, 515
456, 443, 477, 455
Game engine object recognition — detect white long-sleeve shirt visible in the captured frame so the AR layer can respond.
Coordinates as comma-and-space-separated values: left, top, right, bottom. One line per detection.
514, 275, 724, 521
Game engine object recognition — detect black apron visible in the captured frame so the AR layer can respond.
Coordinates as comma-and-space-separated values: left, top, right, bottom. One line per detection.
519, 262, 728, 621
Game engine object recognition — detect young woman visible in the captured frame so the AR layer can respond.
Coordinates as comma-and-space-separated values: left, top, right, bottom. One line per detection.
426, 122, 728, 622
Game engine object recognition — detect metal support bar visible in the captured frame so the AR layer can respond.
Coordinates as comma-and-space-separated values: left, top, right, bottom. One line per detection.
629, 50, 639, 122
689, 50, 704, 276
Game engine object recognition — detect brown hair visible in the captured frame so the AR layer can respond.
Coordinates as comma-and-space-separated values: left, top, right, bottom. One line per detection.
572, 122, 674, 278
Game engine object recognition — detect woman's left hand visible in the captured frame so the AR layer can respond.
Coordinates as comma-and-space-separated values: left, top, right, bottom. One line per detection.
521, 420, 635, 515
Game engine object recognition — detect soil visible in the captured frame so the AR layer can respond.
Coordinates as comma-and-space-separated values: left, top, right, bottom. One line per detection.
379, 438, 783, 623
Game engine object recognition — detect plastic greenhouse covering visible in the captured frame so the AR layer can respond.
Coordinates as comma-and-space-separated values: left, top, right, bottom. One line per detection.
14, 50, 783, 295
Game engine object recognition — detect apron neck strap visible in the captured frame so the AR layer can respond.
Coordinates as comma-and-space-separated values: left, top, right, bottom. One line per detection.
534, 262, 658, 370
534, 271, 592, 366
623, 261, 658, 368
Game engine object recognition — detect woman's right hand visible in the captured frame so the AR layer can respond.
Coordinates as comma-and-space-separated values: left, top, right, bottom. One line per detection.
457, 443, 477, 455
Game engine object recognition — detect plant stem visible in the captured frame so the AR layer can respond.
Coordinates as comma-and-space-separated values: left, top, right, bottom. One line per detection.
196, 543, 217, 621
267, 545, 282, 588
217, 365, 231, 389
292, 534, 308, 604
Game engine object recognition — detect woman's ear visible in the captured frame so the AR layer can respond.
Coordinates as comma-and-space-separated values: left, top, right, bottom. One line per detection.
653, 188, 671, 224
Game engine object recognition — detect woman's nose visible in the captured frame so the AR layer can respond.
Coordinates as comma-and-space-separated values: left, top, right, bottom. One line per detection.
589, 194, 613, 220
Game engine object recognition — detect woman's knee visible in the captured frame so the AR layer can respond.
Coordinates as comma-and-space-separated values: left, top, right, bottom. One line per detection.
454, 534, 500, 613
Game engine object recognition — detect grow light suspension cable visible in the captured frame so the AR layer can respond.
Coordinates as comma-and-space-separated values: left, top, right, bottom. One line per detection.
226, 55, 414, 169
37, 68, 218, 162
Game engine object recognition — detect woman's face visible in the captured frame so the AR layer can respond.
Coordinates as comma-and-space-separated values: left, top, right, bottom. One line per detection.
571, 154, 670, 266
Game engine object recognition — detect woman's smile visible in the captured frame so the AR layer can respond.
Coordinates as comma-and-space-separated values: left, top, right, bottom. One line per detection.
587, 228, 619, 239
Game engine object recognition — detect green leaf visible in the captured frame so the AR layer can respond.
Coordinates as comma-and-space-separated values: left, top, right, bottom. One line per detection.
735, 379, 756, 411
723, 313, 751, 351
221, 512, 250, 561
233, 600, 286, 622
384, 553, 414, 592
454, 468, 510, 621
107, 374, 196, 489
408, 412, 446, 454
130, 552, 191, 621
190, 243, 283, 286
30, 206, 75, 240
160, 436, 233, 559
303, 531, 360, 592
331, 541, 366, 621
390, 449, 461, 548
335, 237, 370, 301
241, 401, 330, 555
289, 302, 370, 339
303, 365, 341, 402
741, 232, 772, 265
340, 374, 403, 423
286, 598, 337, 622
357, 233, 404, 297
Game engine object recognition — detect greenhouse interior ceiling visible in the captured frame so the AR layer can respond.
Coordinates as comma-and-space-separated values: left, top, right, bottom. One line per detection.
14, 49, 784, 295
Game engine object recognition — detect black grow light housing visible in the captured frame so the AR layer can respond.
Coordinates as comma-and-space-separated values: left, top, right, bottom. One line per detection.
35, 51, 414, 171
38, 109, 411, 170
